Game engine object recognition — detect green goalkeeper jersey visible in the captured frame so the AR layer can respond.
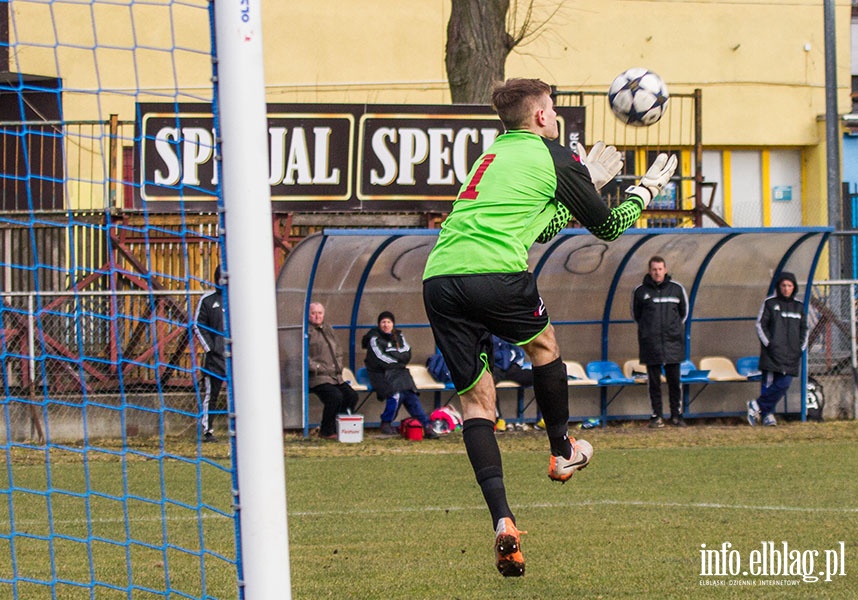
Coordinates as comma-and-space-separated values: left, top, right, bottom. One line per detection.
423, 130, 644, 280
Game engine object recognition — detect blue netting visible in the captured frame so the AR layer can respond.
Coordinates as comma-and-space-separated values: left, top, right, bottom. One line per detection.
0, 1, 240, 598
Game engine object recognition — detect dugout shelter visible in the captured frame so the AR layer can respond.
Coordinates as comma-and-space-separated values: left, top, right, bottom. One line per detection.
277, 227, 830, 435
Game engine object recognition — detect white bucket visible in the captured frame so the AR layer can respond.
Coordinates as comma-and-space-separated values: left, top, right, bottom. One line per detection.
336, 414, 364, 443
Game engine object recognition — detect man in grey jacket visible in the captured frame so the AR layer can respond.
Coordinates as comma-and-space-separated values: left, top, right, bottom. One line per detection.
308, 302, 357, 438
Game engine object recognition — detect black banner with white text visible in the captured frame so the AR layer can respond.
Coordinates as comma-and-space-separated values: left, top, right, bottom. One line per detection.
136, 103, 585, 212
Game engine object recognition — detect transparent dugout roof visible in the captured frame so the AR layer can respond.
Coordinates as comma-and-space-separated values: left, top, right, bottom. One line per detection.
276, 227, 830, 430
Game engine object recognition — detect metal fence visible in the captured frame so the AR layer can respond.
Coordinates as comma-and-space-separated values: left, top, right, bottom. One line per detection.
1, 289, 208, 443
807, 280, 858, 420
1, 289, 204, 394
554, 89, 712, 228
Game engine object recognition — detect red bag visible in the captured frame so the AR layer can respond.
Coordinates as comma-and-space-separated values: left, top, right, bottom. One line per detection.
399, 417, 424, 441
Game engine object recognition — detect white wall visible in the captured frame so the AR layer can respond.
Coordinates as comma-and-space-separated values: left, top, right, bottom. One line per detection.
730, 151, 763, 227
769, 150, 803, 227
701, 150, 725, 227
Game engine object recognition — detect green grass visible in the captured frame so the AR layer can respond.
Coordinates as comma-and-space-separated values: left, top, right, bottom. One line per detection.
2, 420, 858, 598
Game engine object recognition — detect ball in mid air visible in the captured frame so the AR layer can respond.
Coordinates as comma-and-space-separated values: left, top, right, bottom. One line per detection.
608, 68, 669, 127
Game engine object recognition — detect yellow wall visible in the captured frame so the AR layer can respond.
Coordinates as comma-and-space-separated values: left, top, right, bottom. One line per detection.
262, 0, 851, 147
6, 0, 854, 214
11, 0, 853, 145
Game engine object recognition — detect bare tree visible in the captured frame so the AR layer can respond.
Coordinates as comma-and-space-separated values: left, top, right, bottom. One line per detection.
445, 0, 562, 104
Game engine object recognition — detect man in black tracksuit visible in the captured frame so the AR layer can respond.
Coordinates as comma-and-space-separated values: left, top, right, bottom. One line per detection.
632, 256, 689, 428
193, 265, 226, 442
362, 311, 438, 439
747, 272, 808, 426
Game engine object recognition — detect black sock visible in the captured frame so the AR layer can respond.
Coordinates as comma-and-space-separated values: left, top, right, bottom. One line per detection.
532, 357, 572, 459
462, 418, 513, 528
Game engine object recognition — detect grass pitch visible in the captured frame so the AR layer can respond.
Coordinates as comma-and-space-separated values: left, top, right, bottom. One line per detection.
284, 420, 858, 599
2, 420, 857, 598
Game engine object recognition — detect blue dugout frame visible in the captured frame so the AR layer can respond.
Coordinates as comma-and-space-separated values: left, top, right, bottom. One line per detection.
284, 226, 831, 435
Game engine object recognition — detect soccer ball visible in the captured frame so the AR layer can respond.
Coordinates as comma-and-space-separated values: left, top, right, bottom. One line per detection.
607, 68, 669, 127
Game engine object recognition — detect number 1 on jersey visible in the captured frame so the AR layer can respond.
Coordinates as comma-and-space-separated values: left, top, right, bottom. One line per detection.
457, 154, 496, 200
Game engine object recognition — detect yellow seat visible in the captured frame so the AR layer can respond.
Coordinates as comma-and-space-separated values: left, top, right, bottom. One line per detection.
342, 367, 368, 391
698, 356, 748, 381
495, 379, 521, 389
406, 364, 447, 390
563, 360, 598, 385
622, 359, 663, 383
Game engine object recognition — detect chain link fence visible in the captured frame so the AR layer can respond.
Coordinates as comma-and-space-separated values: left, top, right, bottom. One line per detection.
0, 290, 207, 443
807, 280, 858, 420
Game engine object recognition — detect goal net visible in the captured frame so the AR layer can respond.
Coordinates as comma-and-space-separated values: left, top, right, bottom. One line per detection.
0, 1, 288, 598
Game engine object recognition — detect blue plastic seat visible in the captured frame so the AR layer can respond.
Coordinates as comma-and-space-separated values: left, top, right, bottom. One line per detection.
736, 355, 762, 380
678, 359, 710, 383
356, 367, 373, 389
586, 361, 635, 385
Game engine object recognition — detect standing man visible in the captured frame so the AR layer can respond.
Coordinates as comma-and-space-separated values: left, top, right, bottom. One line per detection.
632, 256, 689, 428
748, 272, 808, 426
422, 78, 677, 577
194, 265, 226, 443
307, 301, 358, 439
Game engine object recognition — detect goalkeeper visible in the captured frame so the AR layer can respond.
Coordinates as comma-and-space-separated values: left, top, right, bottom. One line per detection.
422, 77, 676, 578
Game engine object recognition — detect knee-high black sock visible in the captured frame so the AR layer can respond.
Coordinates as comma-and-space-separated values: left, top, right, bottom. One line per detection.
532, 357, 572, 459
462, 418, 513, 528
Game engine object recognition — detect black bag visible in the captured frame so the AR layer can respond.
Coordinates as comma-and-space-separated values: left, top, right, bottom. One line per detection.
805, 376, 824, 421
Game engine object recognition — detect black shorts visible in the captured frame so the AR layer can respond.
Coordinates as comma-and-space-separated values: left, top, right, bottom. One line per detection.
422, 272, 549, 392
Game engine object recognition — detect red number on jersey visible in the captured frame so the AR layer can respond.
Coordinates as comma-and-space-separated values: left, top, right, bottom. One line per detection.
457, 154, 496, 200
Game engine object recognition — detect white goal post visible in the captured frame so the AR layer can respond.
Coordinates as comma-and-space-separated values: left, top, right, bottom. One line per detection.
213, 0, 292, 597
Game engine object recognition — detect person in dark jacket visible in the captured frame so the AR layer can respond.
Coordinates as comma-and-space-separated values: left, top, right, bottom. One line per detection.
748, 272, 808, 427
307, 302, 358, 439
632, 256, 689, 428
362, 311, 438, 438
193, 265, 227, 442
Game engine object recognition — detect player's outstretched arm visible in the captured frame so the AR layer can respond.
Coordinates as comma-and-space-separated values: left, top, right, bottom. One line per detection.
587, 153, 677, 241
536, 147, 677, 244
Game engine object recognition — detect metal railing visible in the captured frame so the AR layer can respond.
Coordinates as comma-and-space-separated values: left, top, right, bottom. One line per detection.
807, 280, 858, 419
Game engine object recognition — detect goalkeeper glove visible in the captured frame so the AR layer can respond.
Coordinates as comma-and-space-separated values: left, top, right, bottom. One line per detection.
576, 141, 623, 191
626, 153, 678, 208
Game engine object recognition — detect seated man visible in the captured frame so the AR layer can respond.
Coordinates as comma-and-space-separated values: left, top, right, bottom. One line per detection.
362, 311, 438, 439
307, 302, 358, 439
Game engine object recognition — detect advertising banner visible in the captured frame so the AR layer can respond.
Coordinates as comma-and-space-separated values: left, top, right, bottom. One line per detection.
137, 103, 585, 212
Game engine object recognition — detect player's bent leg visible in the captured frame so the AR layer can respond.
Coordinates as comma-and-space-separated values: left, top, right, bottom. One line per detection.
548, 438, 593, 482
523, 328, 594, 482
522, 325, 569, 439
521, 323, 561, 366
531, 357, 574, 459
530, 358, 569, 438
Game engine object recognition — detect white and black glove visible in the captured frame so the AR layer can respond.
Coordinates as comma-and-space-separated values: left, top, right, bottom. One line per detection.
626, 153, 678, 208
576, 141, 623, 191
